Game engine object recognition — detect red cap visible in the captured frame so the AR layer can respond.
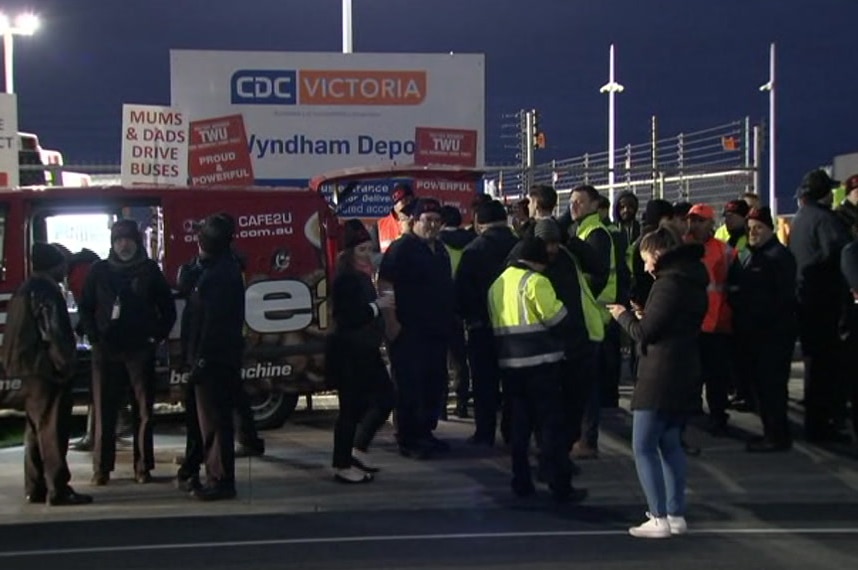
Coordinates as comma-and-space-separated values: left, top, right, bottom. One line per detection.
845, 174, 858, 192
687, 204, 715, 220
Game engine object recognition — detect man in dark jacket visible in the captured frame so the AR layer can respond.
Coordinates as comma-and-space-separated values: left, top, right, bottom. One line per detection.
379, 198, 455, 458
839, 240, 858, 442
455, 200, 519, 445
789, 169, 853, 443
729, 208, 797, 451
439, 205, 476, 419
615, 191, 642, 247
180, 214, 246, 500
1, 243, 92, 506
79, 219, 177, 485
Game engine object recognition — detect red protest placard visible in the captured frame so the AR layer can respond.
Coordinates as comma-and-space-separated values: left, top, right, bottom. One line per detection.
414, 127, 478, 167
188, 115, 255, 186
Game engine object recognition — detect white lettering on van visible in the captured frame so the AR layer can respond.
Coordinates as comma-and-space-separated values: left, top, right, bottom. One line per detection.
245, 280, 313, 334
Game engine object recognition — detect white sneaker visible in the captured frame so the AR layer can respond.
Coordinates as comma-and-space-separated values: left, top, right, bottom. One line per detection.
352, 449, 379, 473
333, 467, 373, 484
629, 513, 672, 539
667, 515, 688, 535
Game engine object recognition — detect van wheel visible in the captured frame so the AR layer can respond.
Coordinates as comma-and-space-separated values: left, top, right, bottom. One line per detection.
251, 392, 300, 430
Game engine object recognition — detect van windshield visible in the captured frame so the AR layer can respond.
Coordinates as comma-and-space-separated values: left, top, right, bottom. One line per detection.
45, 213, 113, 259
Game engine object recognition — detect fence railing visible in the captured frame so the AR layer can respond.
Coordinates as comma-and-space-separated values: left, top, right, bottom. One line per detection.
486, 117, 761, 215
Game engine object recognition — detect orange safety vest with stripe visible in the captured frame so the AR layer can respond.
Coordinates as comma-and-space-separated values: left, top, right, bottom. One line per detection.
701, 237, 732, 333
377, 212, 401, 253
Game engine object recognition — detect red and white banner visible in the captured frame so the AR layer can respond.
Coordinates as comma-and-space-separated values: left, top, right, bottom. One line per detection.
188, 114, 254, 186
414, 178, 478, 221
414, 127, 478, 167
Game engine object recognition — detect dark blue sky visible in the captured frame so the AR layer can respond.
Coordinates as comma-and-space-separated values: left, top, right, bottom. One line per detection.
7, 0, 858, 205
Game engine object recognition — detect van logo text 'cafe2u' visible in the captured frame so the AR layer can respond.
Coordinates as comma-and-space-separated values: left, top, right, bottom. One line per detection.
230, 70, 427, 106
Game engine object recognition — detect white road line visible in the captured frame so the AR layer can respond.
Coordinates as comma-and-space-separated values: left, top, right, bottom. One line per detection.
2, 527, 858, 558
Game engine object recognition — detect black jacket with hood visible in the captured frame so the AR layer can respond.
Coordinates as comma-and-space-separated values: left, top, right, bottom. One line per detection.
617, 244, 708, 413
614, 191, 642, 246
79, 247, 176, 353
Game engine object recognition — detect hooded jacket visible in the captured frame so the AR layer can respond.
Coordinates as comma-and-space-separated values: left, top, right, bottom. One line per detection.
616, 244, 708, 413
79, 246, 176, 352
614, 191, 642, 246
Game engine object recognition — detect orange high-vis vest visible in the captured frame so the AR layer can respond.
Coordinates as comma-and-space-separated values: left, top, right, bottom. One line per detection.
377, 212, 401, 253
701, 237, 732, 333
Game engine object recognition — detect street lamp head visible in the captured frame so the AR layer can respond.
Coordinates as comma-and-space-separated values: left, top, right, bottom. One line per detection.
0, 12, 40, 35
14, 13, 40, 35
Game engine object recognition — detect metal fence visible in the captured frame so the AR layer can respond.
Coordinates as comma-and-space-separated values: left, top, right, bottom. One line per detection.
486, 117, 762, 216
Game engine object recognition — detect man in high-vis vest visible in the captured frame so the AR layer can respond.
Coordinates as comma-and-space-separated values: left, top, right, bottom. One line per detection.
686, 203, 733, 435
568, 184, 615, 460
715, 200, 750, 263
370, 183, 416, 254
488, 237, 585, 503
531, 219, 604, 458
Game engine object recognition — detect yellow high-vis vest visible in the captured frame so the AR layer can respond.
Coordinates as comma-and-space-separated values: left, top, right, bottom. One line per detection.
488, 265, 567, 369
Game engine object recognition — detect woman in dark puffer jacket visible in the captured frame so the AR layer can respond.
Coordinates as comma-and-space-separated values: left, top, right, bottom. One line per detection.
328, 220, 396, 484
608, 227, 708, 539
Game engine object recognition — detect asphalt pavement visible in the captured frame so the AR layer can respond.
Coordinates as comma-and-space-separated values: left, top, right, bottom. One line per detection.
0, 362, 857, 569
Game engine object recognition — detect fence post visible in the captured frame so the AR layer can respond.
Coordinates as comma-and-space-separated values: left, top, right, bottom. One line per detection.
583, 153, 590, 185
753, 125, 762, 196
744, 116, 752, 195
651, 115, 658, 198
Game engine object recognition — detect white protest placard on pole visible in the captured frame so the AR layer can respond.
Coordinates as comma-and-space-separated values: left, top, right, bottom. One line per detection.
0, 94, 20, 188
120, 104, 188, 186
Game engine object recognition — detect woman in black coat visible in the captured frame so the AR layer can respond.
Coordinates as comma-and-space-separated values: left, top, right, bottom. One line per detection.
608, 227, 708, 539
328, 220, 396, 484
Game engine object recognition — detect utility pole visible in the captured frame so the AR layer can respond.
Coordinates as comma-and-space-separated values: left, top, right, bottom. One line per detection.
600, 44, 624, 219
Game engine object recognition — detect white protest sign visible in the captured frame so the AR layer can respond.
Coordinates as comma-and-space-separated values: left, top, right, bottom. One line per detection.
121, 104, 188, 186
0, 94, 19, 188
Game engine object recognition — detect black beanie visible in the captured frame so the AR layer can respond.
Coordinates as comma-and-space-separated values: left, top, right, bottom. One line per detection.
517, 237, 550, 265
474, 201, 507, 224
643, 199, 675, 227
32, 242, 66, 272
198, 214, 233, 255
342, 219, 372, 249
111, 219, 142, 244
534, 218, 561, 243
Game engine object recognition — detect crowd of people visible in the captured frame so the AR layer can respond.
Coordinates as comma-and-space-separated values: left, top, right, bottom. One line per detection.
4, 169, 858, 540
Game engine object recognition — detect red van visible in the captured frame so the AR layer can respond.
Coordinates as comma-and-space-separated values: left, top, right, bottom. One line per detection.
0, 185, 338, 428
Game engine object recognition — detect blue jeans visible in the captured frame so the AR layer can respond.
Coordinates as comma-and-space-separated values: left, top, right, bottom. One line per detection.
632, 410, 687, 517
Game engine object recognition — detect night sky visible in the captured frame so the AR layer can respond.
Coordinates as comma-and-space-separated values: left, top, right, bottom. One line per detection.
7, 0, 858, 209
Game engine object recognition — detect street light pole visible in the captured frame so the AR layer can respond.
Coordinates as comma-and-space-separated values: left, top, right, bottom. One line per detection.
342, 0, 353, 54
600, 44, 624, 219
0, 13, 40, 94
759, 43, 776, 219
3, 31, 13, 94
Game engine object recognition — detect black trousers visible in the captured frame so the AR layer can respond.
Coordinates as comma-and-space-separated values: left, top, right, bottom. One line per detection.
389, 330, 448, 447
448, 319, 471, 407
799, 303, 847, 438
187, 366, 238, 489
561, 342, 598, 451
232, 380, 261, 447
467, 326, 501, 443
91, 345, 155, 476
24, 378, 73, 498
738, 329, 795, 443
332, 350, 395, 468
600, 321, 622, 408
699, 333, 731, 423
503, 363, 571, 493
842, 326, 858, 440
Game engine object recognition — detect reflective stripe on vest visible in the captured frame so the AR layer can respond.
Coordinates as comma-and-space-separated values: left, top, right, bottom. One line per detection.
378, 214, 401, 253
576, 214, 616, 324
488, 266, 567, 368
563, 246, 606, 342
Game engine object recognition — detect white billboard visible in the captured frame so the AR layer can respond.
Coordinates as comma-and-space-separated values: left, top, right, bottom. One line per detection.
170, 50, 485, 184
0, 94, 19, 188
